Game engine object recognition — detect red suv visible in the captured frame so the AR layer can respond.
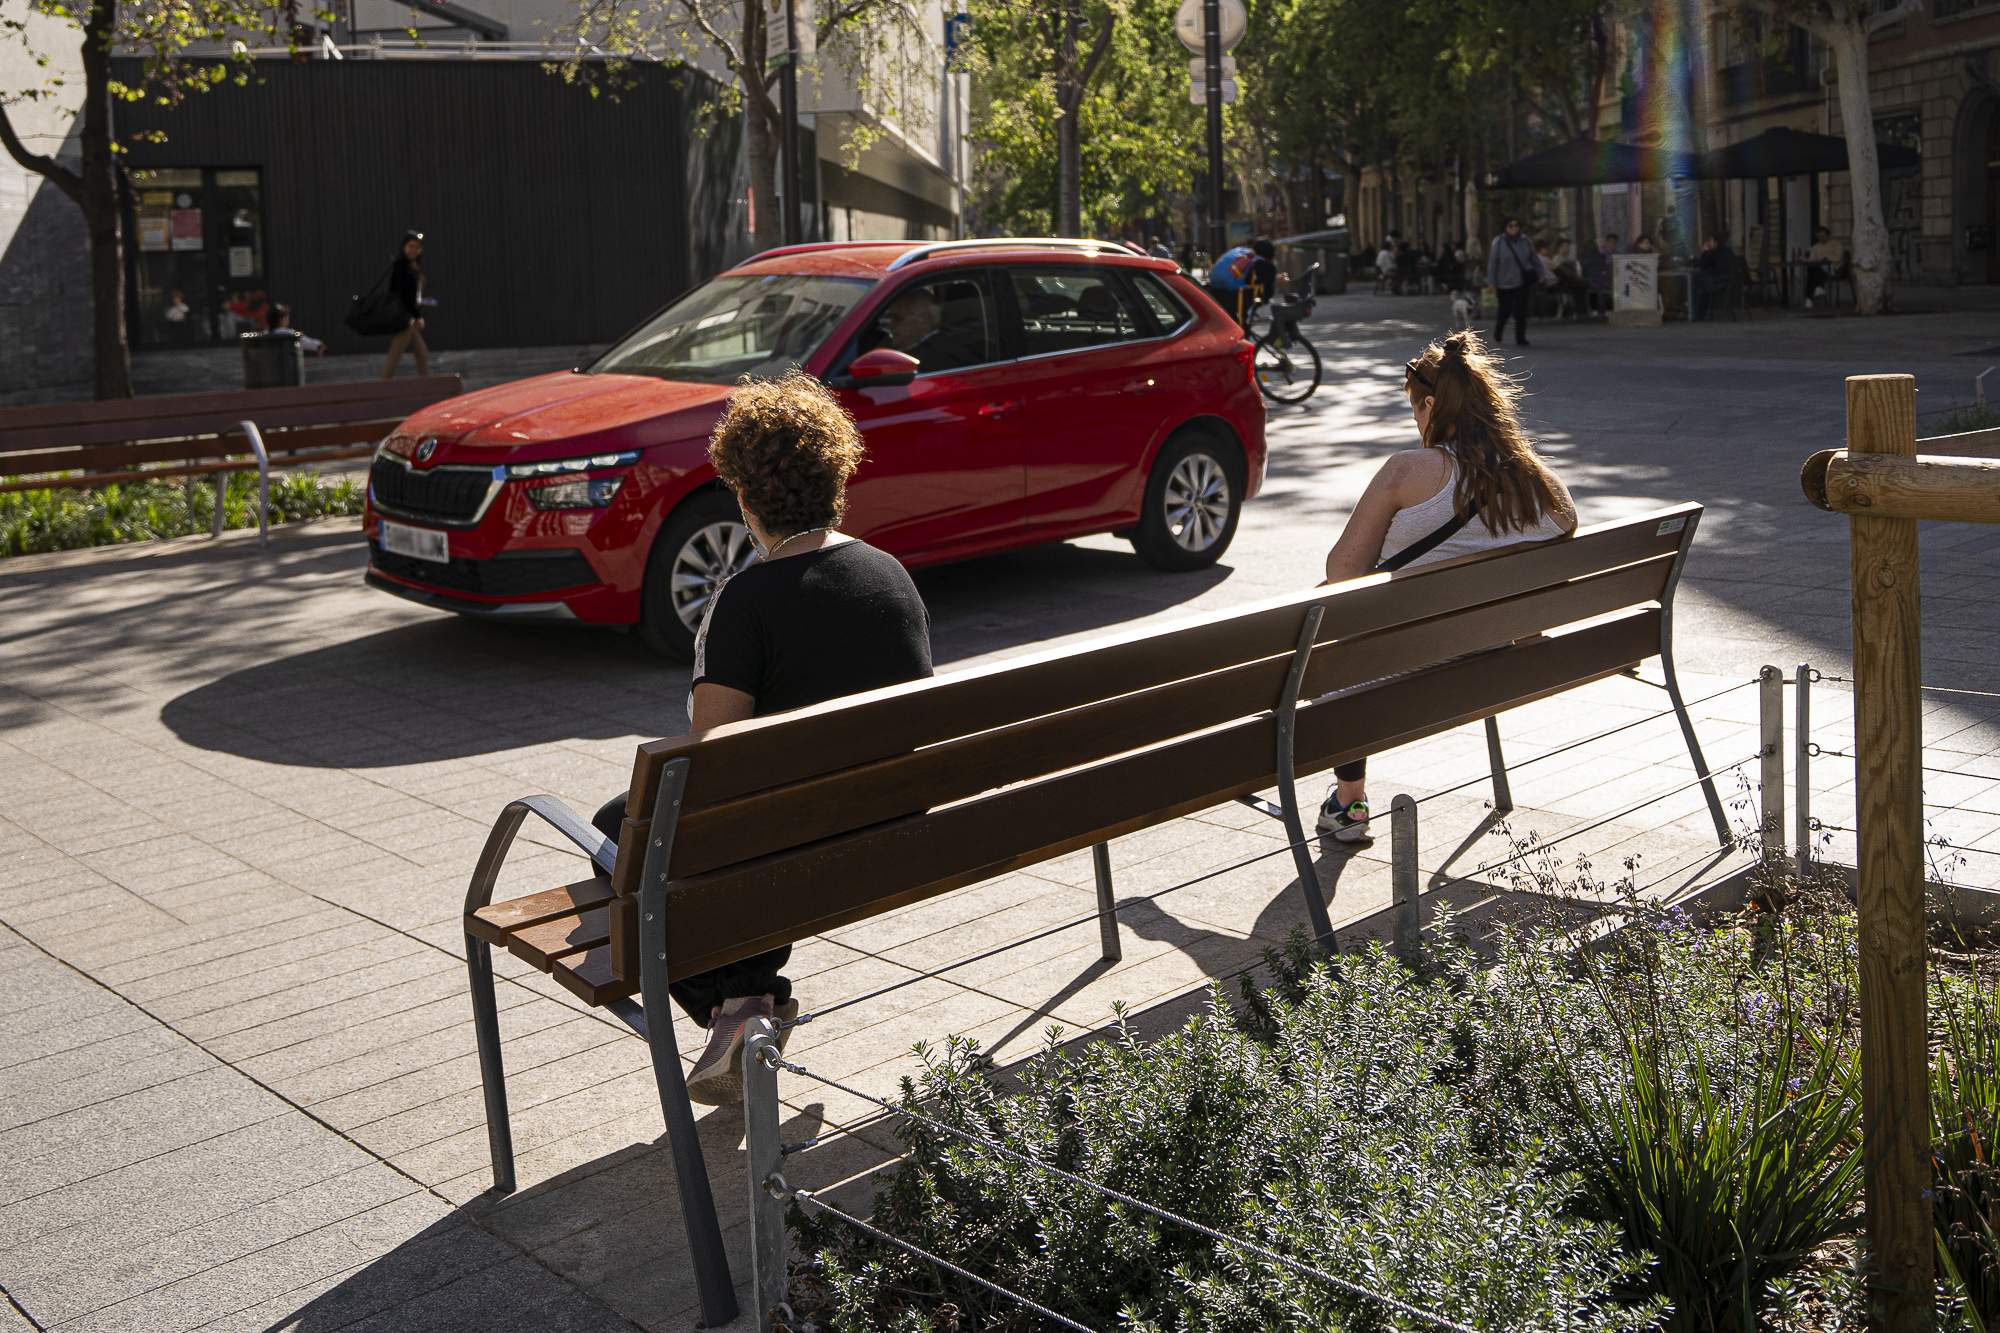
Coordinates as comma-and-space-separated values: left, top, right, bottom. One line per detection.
364, 238, 1267, 658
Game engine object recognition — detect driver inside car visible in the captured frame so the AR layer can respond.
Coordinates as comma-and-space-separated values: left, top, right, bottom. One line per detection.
865, 285, 979, 370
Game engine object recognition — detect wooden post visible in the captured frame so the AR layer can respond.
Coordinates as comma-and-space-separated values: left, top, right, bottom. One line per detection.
1845, 373, 1930, 1333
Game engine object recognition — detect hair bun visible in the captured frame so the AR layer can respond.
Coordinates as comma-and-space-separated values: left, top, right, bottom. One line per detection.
1441, 331, 1472, 359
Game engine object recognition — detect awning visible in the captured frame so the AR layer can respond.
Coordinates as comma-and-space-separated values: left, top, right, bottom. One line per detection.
1485, 138, 1698, 189
1697, 126, 1919, 178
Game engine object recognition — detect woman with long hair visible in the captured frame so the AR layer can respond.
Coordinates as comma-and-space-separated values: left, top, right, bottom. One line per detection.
1313, 329, 1577, 843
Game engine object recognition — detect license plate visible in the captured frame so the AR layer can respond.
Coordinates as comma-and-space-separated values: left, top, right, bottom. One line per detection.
380, 520, 449, 564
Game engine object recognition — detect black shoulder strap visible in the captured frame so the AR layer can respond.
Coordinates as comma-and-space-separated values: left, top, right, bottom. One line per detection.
1374, 498, 1481, 573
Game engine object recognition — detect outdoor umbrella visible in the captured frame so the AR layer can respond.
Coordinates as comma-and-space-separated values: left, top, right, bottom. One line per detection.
1698, 126, 1919, 179
1485, 138, 1697, 189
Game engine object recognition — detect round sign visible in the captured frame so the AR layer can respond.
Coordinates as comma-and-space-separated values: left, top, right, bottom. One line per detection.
1175, 0, 1245, 55
175, 193, 193, 208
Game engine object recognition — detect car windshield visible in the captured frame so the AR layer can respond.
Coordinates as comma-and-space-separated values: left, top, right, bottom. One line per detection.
587, 273, 873, 384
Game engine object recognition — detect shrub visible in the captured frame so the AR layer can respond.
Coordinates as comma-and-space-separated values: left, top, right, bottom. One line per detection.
1933, 966, 2000, 1325
0, 470, 362, 556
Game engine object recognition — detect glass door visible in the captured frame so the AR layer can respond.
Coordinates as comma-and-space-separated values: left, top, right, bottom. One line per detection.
126, 167, 266, 347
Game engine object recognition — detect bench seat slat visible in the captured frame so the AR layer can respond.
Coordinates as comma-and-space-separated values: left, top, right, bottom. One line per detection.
552, 946, 636, 1005
648, 609, 1661, 980
661, 554, 1676, 878
506, 907, 612, 971
620, 503, 1700, 847
468, 878, 616, 946
0, 377, 461, 449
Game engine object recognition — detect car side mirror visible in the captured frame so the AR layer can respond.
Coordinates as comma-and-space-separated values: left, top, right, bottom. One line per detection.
831, 348, 919, 390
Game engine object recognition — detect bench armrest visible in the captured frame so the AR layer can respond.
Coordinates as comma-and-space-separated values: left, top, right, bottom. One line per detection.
464, 795, 615, 914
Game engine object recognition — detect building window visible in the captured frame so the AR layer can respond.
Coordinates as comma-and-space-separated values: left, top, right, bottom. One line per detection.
127, 166, 266, 347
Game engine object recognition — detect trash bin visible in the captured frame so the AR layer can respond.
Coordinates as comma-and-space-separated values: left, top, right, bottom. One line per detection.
1322, 253, 1348, 295
240, 330, 305, 389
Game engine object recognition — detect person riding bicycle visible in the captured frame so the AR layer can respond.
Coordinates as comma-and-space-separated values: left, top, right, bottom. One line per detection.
1207, 237, 1278, 329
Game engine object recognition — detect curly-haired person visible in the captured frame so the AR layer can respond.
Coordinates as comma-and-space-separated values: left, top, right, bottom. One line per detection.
590, 370, 934, 1104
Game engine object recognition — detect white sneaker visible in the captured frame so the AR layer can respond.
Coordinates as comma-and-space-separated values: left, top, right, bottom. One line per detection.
1316, 794, 1373, 843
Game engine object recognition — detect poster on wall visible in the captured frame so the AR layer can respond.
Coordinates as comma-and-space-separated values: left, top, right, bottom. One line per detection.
1610, 252, 1661, 325
169, 209, 204, 252
228, 246, 254, 277
137, 216, 170, 252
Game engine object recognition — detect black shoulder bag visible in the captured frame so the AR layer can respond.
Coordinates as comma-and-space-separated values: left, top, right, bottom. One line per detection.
1373, 499, 1481, 573
345, 263, 407, 337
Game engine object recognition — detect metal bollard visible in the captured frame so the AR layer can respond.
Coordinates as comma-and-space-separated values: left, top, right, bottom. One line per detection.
1759, 665, 1785, 868
744, 1017, 788, 1330
1794, 662, 1811, 882
1390, 794, 1418, 964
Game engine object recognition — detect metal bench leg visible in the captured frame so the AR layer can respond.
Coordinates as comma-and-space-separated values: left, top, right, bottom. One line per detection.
1092, 843, 1121, 962
464, 934, 516, 1194
237, 420, 270, 547
1273, 605, 1337, 949
1660, 520, 1731, 848
1482, 716, 1514, 813
636, 757, 739, 1329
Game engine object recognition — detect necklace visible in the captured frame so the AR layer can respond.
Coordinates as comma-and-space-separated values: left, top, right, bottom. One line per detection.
763, 526, 836, 560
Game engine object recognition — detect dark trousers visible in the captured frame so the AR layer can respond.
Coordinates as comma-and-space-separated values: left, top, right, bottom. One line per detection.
592, 796, 792, 1024
1493, 285, 1530, 343
1334, 759, 1366, 784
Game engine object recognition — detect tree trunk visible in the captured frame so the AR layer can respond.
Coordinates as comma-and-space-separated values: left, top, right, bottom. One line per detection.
80, 0, 132, 400
1055, 0, 1081, 236
1826, 20, 1888, 314
746, 102, 784, 250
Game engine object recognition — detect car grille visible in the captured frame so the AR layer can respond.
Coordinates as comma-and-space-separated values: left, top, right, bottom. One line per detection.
370, 546, 600, 597
370, 457, 494, 524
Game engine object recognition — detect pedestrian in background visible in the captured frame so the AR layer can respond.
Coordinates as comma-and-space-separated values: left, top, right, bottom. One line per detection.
1374, 238, 1396, 294
382, 229, 430, 379
1486, 217, 1546, 347
1207, 237, 1277, 328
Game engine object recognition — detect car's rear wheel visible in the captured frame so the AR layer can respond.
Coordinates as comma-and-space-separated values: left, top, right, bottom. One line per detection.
1130, 429, 1243, 571
640, 491, 758, 661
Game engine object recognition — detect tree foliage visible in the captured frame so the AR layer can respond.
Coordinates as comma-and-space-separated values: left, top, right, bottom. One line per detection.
550, 0, 930, 249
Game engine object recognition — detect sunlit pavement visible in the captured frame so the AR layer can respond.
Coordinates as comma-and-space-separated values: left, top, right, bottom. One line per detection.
3, 293, 1997, 1330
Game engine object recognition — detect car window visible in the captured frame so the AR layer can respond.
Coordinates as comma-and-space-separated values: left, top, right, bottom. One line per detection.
588, 273, 871, 384
856, 274, 994, 375
1128, 271, 1192, 333
1006, 268, 1147, 356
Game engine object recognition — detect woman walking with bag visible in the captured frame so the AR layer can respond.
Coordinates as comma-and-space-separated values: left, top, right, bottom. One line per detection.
381, 230, 430, 378
1311, 330, 1577, 842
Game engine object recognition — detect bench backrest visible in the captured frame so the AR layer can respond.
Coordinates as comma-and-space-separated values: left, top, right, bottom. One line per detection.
0, 377, 463, 476
606, 502, 1702, 982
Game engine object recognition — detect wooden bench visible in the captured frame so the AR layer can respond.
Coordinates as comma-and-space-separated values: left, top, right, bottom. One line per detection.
0, 377, 462, 542
460, 501, 1726, 1326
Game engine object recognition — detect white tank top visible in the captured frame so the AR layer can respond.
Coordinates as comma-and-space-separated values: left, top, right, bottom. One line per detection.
1379, 458, 1572, 570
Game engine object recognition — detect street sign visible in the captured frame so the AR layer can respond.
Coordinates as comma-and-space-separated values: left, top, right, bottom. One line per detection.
1175, 0, 1245, 54
1188, 77, 1238, 104
1187, 55, 1236, 80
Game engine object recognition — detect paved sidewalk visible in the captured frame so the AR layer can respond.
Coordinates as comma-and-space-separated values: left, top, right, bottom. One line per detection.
7, 293, 2000, 1330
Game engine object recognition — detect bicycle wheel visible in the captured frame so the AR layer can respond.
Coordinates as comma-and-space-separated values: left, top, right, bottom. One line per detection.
1253, 331, 1322, 404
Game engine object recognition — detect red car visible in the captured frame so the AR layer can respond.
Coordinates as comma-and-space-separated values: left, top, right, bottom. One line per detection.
364, 238, 1267, 659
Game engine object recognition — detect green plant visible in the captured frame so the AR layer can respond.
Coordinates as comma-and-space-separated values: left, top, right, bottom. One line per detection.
0, 469, 362, 556
1933, 967, 2000, 1324
1935, 404, 2000, 437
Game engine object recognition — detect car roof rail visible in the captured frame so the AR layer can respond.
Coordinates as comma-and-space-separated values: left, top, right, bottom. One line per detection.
885, 237, 1140, 270
741, 240, 915, 262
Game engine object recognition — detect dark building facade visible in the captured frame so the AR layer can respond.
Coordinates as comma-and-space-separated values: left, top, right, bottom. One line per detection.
113, 56, 794, 357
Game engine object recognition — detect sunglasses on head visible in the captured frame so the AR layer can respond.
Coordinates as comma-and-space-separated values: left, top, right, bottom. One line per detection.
1405, 359, 1433, 390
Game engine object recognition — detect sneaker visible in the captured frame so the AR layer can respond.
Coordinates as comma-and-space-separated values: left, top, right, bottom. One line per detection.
1316, 794, 1373, 843
686, 994, 772, 1106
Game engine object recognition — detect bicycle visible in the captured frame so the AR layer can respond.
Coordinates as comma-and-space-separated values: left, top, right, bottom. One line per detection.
1246, 263, 1322, 405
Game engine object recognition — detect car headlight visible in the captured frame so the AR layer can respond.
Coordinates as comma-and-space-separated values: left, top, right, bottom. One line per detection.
527, 476, 625, 510
505, 450, 640, 479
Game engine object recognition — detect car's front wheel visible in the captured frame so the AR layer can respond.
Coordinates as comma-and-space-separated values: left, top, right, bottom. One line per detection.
1130, 430, 1243, 571
639, 491, 758, 661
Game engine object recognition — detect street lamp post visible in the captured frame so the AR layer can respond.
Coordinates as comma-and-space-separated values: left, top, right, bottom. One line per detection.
1203, 0, 1224, 258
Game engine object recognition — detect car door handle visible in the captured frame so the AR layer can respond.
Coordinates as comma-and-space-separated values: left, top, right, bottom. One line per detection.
978, 400, 1018, 419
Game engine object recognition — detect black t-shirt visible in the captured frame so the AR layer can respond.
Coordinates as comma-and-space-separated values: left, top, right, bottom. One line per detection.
691, 540, 933, 716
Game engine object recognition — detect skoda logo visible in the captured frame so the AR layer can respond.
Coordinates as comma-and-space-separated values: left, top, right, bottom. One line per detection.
414, 437, 438, 463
